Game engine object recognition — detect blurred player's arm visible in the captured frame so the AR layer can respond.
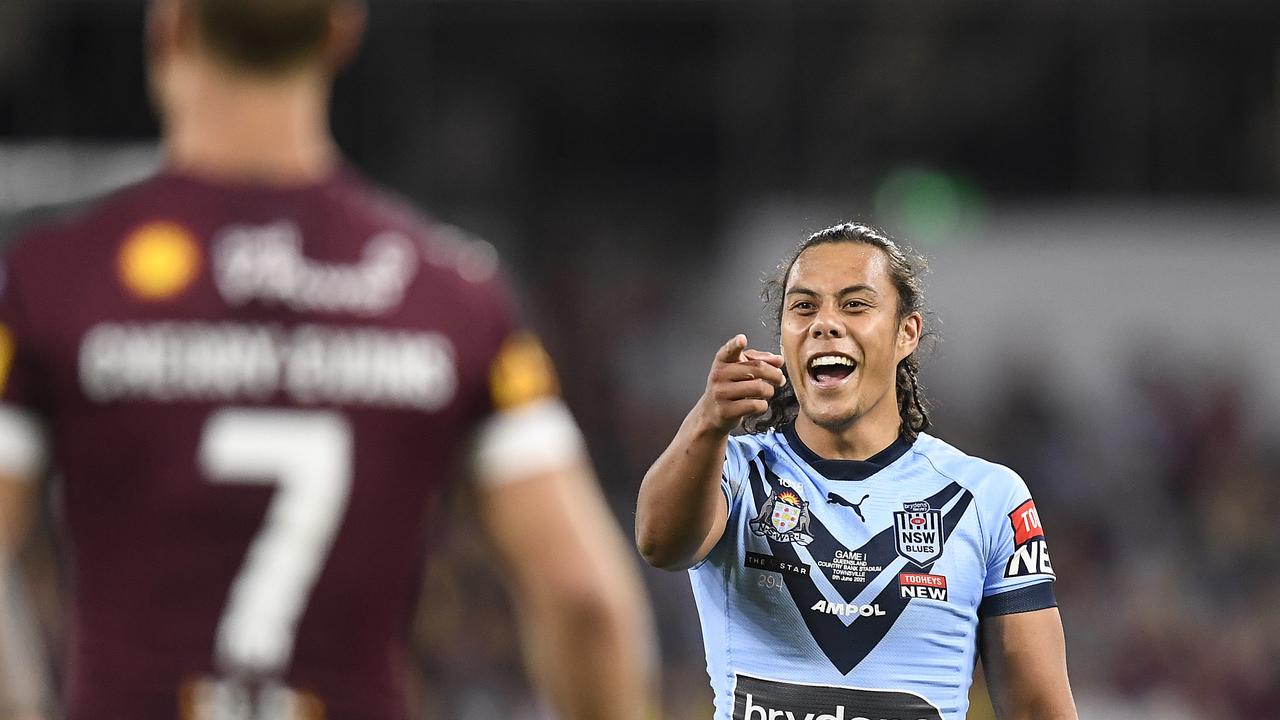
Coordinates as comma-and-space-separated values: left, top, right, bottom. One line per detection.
471, 399, 658, 720
0, 408, 51, 720
635, 334, 784, 570
979, 607, 1077, 720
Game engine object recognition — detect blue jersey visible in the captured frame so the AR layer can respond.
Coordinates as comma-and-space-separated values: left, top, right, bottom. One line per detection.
689, 425, 1057, 720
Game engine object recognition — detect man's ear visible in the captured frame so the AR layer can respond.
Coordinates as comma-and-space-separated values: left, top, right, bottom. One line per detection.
145, 0, 188, 120
325, 1, 367, 72
896, 312, 922, 362
146, 0, 192, 63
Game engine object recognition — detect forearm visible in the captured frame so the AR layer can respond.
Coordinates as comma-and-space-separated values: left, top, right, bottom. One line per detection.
634, 405, 729, 570
517, 581, 655, 720
0, 563, 52, 720
476, 460, 659, 720
0, 479, 50, 720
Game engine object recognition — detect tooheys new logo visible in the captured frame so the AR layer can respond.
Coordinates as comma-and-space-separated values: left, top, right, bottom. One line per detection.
732, 675, 942, 720
1004, 499, 1054, 578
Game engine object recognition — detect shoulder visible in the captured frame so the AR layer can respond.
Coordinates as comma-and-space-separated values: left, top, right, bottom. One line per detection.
336, 170, 507, 296
909, 433, 1028, 500
726, 429, 784, 462
3, 173, 182, 265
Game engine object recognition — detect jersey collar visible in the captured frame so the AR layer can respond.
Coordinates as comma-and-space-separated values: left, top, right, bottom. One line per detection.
781, 422, 915, 481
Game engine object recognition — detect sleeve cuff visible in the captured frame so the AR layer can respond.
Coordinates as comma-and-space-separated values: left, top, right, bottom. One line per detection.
979, 581, 1057, 618
470, 398, 585, 486
0, 403, 47, 480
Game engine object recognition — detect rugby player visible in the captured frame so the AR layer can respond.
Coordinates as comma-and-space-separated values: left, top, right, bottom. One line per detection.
0, 1, 656, 718
637, 223, 1076, 720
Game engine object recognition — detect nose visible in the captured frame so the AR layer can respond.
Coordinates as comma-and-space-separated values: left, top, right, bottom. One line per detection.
810, 308, 844, 339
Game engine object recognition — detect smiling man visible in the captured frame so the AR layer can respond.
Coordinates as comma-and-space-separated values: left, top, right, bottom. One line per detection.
636, 223, 1077, 720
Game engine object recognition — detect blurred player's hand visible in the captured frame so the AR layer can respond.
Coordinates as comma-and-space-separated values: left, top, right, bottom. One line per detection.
696, 334, 785, 434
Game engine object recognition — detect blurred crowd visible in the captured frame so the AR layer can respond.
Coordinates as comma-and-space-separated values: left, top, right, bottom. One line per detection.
948, 354, 1280, 719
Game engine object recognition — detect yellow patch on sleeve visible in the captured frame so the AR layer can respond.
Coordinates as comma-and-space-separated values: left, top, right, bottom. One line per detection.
0, 323, 12, 396
489, 331, 560, 411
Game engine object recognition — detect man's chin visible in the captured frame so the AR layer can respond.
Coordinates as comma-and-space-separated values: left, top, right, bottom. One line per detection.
800, 406, 859, 432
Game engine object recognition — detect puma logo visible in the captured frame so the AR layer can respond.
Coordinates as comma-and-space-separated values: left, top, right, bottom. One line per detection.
827, 492, 870, 523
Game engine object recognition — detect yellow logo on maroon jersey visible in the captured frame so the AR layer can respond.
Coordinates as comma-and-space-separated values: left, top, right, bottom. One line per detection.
0, 323, 13, 396
118, 222, 202, 300
489, 332, 559, 410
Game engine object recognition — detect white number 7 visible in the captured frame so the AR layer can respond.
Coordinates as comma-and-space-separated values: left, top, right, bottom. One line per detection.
198, 408, 353, 675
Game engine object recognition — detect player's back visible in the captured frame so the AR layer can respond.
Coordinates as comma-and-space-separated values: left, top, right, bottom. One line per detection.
1, 167, 512, 720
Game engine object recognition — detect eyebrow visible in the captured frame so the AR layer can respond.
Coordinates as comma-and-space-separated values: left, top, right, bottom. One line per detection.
785, 284, 878, 297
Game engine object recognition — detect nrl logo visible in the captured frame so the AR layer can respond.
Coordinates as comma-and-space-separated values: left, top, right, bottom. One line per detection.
893, 500, 943, 566
750, 486, 814, 546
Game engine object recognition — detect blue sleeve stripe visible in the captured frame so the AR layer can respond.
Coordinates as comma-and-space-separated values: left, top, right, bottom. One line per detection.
979, 582, 1057, 617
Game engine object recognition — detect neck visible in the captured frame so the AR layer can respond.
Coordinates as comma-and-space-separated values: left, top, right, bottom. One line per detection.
794, 398, 903, 461
161, 59, 337, 186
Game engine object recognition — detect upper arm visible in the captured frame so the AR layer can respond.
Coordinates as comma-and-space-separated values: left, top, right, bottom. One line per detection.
0, 403, 49, 561
683, 438, 753, 569
456, 263, 638, 603
473, 459, 636, 610
687, 488, 730, 569
976, 467, 1074, 719
0, 243, 52, 549
0, 474, 38, 563
466, 362, 630, 605
979, 607, 1077, 720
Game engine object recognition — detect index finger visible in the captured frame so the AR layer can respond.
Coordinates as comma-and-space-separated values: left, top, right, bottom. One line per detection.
714, 334, 748, 364
742, 349, 785, 369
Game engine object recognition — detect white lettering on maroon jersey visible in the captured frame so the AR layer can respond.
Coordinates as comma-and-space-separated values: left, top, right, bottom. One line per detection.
213, 221, 419, 316
78, 322, 456, 411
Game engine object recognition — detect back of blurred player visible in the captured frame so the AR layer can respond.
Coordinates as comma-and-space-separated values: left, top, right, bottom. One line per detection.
0, 1, 656, 718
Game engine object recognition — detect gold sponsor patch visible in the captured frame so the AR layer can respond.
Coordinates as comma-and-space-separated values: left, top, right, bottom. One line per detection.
0, 323, 12, 396
179, 676, 326, 720
118, 221, 202, 300
489, 331, 559, 410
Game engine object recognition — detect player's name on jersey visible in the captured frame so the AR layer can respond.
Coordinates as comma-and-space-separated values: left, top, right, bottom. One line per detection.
79, 321, 456, 410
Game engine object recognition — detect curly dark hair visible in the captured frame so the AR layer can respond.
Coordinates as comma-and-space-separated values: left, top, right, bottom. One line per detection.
742, 222, 935, 439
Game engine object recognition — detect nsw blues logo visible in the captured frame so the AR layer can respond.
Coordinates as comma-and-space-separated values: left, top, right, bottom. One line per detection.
893, 500, 943, 566
750, 486, 814, 546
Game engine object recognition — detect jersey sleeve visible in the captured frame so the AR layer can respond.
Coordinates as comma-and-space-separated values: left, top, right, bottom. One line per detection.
0, 246, 51, 480
977, 467, 1057, 617
465, 272, 585, 486
720, 434, 755, 517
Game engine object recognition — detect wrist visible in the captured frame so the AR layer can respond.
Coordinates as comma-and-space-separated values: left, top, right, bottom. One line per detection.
687, 402, 733, 440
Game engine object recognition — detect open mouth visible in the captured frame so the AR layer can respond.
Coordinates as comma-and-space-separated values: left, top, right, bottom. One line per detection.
807, 353, 856, 388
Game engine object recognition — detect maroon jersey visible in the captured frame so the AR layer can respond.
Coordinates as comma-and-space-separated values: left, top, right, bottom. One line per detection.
0, 167, 557, 720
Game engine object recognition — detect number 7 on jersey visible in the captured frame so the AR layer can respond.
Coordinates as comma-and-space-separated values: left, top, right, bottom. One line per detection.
198, 408, 353, 675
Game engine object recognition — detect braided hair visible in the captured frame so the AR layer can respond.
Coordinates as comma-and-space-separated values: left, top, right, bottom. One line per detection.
743, 222, 934, 439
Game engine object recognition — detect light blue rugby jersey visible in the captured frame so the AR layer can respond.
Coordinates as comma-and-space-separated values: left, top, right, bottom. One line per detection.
689, 425, 1057, 720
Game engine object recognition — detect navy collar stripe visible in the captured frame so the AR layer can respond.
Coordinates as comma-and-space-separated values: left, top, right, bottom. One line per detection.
781, 423, 915, 481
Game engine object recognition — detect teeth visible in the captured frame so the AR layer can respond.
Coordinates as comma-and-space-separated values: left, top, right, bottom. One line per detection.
810, 355, 854, 368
